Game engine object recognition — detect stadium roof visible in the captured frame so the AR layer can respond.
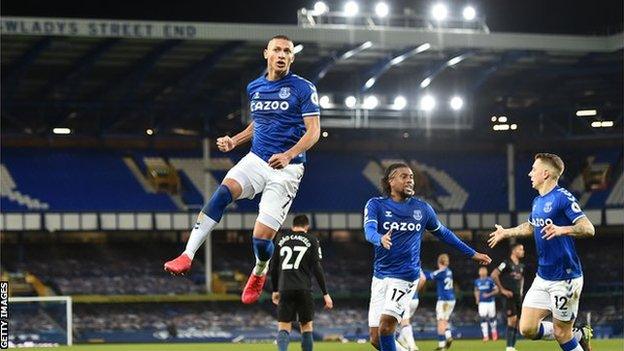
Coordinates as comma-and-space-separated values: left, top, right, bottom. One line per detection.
1, 13, 622, 140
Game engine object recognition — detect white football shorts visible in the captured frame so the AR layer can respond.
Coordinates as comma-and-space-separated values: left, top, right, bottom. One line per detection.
224, 152, 304, 231
436, 300, 456, 321
523, 275, 583, 322
368, 277, 419, 326
478, 301, 496, 319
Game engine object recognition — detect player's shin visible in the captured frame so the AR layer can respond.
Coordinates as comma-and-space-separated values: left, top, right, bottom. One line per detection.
559, 338, 583, 351
277, 329, 290, 351
437, 334, 446, 348
490, 318, 498, 339
480, 319, 489, 340
184, 185, 233, 258
379, 334, 398, 351
399, 324, 416, 348
252, 237, 275, 275
301, 331, 313, 351
183, 212, 217, 259
534, 321, 555, 340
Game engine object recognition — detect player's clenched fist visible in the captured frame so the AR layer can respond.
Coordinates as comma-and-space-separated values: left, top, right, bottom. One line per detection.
216, 136, 236, 152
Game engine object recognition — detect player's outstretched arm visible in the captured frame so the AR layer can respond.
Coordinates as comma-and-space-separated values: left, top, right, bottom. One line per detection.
487, 222, 533, 248
431, 225, 490, 264
541, 216, 595, 240
268, 116, 320, 169
216, 122, 254, 152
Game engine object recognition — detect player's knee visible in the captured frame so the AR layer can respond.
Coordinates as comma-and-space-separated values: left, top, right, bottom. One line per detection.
221, 178, 242, 199
553, 325, 572, 342
300, 321, 313, 332
379, 317, 397, 336
519, 325, 538, 339
378, 324, 393, 336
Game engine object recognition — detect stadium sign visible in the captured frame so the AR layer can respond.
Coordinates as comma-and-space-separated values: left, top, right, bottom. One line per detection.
0, 17, 198, 39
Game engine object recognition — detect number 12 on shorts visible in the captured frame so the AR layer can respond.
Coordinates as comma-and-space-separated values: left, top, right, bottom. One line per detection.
554, 295, 568, 310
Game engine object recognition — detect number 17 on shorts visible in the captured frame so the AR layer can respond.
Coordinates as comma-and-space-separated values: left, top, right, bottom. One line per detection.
368, 277, 418, 326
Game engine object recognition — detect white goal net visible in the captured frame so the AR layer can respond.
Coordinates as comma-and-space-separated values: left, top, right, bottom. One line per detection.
9, 296, 72, 347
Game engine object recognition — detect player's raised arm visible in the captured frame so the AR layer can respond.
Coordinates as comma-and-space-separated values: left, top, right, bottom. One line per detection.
216, 121, 254, 152
487, 222, 533, 248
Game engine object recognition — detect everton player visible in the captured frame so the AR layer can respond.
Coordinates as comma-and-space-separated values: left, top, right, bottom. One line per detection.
424, 254, 457, 350
474, 266, 499, 342
489, 153, 595, 351
364, 163, 491, 351
165, 35, 321, 304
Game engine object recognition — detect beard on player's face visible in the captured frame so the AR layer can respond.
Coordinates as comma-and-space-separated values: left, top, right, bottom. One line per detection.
392, 183, 414, 198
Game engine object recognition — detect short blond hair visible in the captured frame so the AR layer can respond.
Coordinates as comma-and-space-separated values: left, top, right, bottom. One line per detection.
535, 153, 565, 178
438, 253, 450, 266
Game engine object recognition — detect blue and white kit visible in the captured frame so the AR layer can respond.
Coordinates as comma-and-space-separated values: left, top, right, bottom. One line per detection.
225, 72, 320, 231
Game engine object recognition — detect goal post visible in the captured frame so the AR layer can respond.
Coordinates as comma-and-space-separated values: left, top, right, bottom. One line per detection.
9, 296, 73, 346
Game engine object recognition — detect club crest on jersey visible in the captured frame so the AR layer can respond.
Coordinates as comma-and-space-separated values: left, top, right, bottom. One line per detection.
543, 201, 553, 213
279, 87, 291, 99
311, 91, 319, 105
253, 92, 260, 99
385, 211, 393, 217
413, 210, 422, 221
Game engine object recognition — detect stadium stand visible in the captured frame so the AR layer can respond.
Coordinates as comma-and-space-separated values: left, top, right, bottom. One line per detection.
2, 147, 621, 213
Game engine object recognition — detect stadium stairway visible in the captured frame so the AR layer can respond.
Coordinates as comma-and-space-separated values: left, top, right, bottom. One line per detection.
0, 164, 49, 210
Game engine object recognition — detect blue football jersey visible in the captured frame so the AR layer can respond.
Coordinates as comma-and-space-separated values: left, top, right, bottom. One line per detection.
474, 277, 496, 303
426, 268, 455, 301
247, 72, 320, 164
528, 186, 586, 281
363, 197, 441, 282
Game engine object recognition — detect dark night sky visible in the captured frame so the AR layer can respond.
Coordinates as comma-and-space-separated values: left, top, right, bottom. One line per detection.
1, 0, 622, 35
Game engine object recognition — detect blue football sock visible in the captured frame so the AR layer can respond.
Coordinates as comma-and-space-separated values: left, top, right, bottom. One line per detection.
301, 331, 313, 351
559, 338, 581, 351
277, 329, 289, 351
379, 334, 397, 351
201, 185, 233, 222
252, 237, 275, 262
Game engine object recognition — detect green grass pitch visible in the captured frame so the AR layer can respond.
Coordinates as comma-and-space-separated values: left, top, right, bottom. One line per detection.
28, 339, 624, 350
